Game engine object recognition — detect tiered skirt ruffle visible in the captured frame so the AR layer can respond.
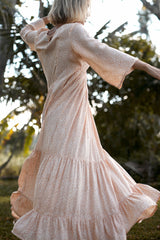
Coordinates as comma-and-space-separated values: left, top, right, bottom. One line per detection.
11, 149, 160, 240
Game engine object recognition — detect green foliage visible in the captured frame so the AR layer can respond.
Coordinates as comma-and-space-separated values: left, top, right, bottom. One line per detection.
0, 117, 26, 155
24, 126, 35, 156
0, 0, 50, 161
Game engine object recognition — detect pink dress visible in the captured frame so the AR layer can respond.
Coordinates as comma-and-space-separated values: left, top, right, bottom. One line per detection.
10, 18, 160, 240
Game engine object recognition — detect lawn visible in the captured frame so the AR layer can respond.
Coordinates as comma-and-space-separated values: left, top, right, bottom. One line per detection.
127, 201, 160, 240
0, 180, 160, 240
0, 180, 19, 240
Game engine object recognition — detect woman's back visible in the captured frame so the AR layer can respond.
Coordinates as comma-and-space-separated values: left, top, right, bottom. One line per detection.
35, 23, 88, 89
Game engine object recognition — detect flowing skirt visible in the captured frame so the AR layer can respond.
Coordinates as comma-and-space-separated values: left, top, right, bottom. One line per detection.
10, 79, 160, 240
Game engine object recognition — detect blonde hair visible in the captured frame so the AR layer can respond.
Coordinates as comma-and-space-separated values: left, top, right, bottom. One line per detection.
48, 0, 91, 25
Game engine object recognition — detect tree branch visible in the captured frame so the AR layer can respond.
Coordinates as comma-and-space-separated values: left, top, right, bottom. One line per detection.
0, 152, 14, 173
140, 0, 160, 20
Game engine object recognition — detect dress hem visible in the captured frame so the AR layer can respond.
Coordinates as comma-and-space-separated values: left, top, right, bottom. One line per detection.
11, 183, 160, 240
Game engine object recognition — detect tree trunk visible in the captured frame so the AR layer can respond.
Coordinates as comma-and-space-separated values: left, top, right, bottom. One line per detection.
0, 0, 17, 86
0, 32, 15, 85
0, 152, 14, 174
140, 0, 160, 20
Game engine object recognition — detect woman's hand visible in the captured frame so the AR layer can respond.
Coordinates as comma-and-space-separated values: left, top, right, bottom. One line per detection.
133, 59, 160, 80
145, 63, 160, 80
42, 16, 50, 25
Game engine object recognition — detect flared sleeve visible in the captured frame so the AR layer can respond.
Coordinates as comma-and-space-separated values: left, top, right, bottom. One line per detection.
20, 18, 47, 51
70, 23, 138, 89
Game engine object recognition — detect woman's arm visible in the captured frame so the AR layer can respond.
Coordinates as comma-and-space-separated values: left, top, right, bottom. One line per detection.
20, 16, 50, 51
42, 16, 50, 25
133, 59, 160, 80
70, 23, 137, 89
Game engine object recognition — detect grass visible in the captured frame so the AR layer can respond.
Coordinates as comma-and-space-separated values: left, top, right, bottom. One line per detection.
0, 180, 160, 240
127, 201, 160, 240
0, 180, 19, 240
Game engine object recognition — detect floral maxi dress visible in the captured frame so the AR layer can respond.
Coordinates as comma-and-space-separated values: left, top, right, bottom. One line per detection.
10, 18, 160, 240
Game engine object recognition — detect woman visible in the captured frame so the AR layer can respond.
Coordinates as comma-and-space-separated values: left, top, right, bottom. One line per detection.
10, 0, 160, 239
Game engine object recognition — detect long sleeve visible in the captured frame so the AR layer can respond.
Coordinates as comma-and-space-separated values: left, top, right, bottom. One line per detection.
70, 23, 137, 89
20, 18, 47, 51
